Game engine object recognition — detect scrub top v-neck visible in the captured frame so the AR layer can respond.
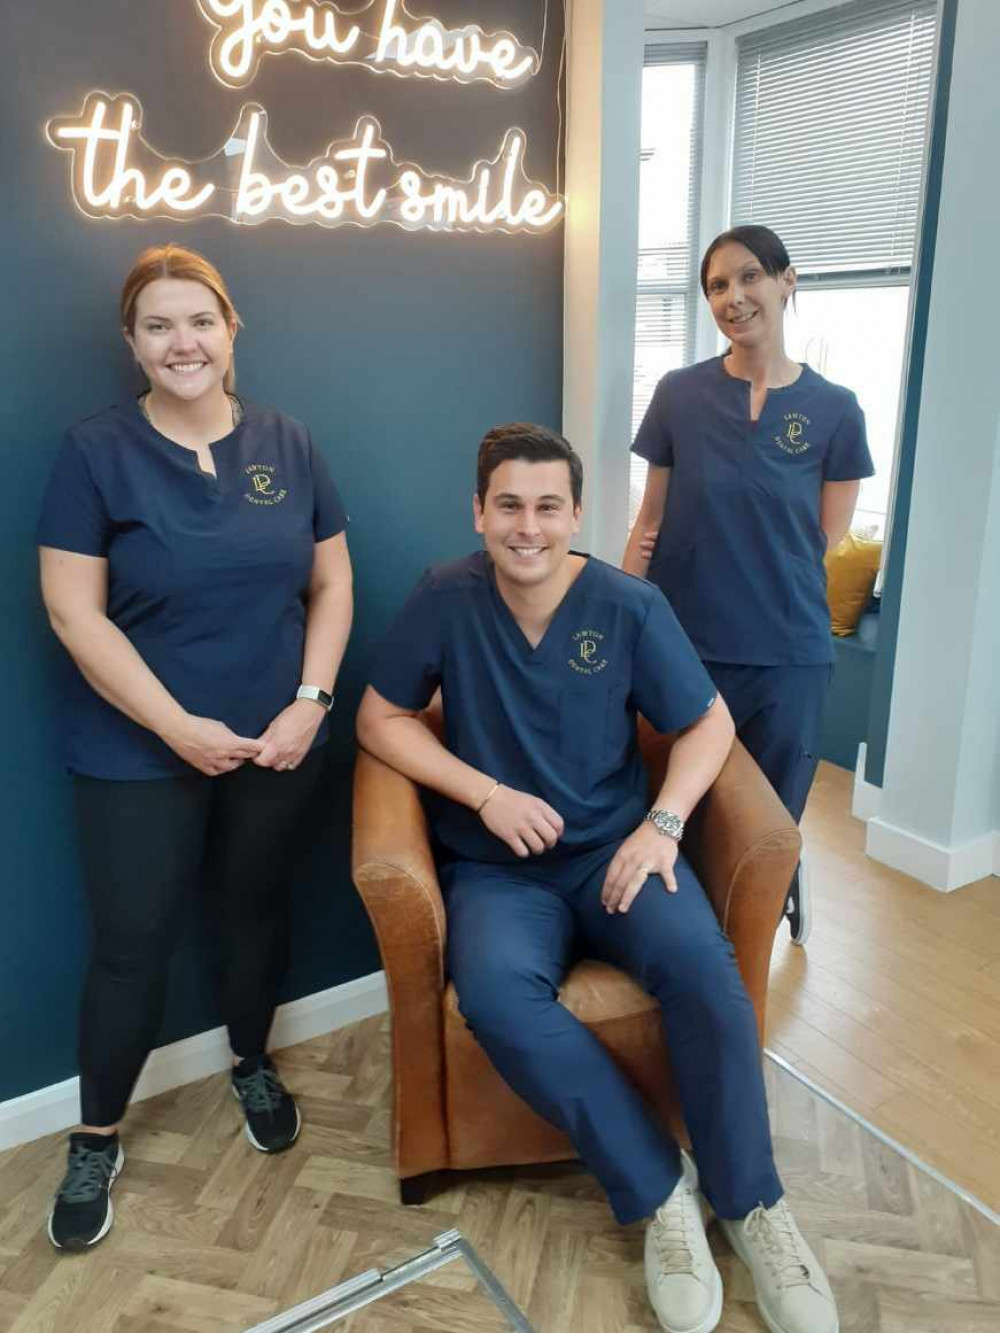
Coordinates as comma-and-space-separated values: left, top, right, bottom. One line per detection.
485, 554, 591, 664
137, 396, 229, 490
631, 356, 874, 666
37, 400, 348, 779
369, 551, 717, 864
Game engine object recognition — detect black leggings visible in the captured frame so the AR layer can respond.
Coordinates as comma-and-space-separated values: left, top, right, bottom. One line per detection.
73, 751, 324, 1127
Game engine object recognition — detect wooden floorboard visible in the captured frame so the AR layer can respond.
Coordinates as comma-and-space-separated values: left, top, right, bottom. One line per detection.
2, 759, 998, 1329
1, 1016, 998, 1332
768, 760, 1000, 1212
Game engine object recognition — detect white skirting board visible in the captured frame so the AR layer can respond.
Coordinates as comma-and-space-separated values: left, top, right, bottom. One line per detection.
853, 744, 999, 891
865, 818, 1000, 893
0, 971, 389, 1154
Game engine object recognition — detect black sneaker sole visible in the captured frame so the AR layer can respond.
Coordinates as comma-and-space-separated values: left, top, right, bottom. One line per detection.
786, 896, 811, 945
47, 1144, 125, 1252
232, 1086, 302, 1154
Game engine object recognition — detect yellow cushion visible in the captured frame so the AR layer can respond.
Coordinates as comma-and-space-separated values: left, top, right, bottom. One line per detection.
825, 533, 882, 636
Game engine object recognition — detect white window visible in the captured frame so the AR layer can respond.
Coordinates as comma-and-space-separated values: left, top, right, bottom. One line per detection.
630, 43, 706, 527
785, 285, 910, 535
732, 0, 939, 537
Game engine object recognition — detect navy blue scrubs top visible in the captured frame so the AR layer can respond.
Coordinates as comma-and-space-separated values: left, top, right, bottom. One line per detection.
37, 400, 348, 779
369, 552, 717, 864
632, 357, 875, 666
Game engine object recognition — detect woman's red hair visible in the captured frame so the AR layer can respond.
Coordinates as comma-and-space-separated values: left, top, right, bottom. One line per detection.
121, 244, 242, 392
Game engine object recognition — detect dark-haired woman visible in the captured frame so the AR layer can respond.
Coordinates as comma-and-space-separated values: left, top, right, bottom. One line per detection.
37, 244, 353, 1250
624, 226, 873, 945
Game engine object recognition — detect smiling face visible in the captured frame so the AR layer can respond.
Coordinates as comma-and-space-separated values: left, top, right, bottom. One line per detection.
703, 241, 795, 352
474, 458, 581, 593
124, 277, 235, 405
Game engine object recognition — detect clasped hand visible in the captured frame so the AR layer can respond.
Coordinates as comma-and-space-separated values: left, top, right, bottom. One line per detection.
253, 698, 325, 770
164, 698, 324, 776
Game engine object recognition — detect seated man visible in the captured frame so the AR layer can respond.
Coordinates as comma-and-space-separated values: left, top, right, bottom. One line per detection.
357, 423, 837, 1333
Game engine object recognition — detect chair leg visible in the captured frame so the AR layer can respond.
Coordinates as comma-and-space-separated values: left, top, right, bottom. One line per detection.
400, 1171, 437, 1206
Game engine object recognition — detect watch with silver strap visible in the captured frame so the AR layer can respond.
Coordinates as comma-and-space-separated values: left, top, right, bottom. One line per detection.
296, 684, 334, 712
645, 808, 685, 841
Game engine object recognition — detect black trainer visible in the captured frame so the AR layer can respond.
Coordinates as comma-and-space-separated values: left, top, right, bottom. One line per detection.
232, 1054, 301, 1153
48, 1133, 124, 1251
784, 854, 812, 946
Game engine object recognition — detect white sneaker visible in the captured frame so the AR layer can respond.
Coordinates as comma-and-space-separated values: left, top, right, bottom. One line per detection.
720, 1198, 838, 1333
644, 1155, 723, 1333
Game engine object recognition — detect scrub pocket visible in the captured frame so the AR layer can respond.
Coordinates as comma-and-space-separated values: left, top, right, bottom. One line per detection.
772, 664, 833, 821
559, 680, 627, 773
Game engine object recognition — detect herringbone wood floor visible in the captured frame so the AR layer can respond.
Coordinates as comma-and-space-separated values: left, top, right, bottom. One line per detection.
0, 1017, 997, 1333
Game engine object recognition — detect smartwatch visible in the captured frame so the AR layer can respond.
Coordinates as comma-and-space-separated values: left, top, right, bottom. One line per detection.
296, 684, 334, 712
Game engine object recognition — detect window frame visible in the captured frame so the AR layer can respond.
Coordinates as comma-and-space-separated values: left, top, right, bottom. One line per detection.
639, 0, 943, 555
634, 40, 708, 392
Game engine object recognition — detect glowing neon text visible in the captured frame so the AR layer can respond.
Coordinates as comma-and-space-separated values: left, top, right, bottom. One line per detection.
47, 94, 564, 234
197, 0, 538, 89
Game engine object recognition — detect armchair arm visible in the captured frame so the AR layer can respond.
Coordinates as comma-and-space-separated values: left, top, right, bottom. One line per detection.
351, 747, 449, 1176
683, 739, 801, 1035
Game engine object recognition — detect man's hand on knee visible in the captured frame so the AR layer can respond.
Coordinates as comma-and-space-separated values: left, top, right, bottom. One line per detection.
478, 785, 564, 858
601, 824, 679, 913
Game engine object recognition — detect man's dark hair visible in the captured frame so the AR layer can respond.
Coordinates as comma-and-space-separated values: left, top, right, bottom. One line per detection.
476, 423, 583, 508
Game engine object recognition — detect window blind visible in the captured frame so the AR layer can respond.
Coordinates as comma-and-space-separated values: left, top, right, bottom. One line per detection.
732, 0, 938, 277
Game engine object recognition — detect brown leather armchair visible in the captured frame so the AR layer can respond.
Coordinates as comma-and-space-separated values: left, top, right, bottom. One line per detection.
351, 707, 800, 1204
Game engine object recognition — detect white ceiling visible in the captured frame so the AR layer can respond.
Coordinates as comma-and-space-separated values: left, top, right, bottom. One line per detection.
644, 0, 794, 28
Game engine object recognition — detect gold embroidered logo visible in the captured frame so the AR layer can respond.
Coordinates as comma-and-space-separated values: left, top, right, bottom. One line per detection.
775, 412, 811, 455
568, 628, 608, 675
244, 463, 288, 506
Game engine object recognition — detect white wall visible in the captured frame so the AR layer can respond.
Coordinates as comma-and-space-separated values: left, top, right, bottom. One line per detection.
866, 0, 1000, 890
953, 419, 1000, 847
562, 0, 645, 562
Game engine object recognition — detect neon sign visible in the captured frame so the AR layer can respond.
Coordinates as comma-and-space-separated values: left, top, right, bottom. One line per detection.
197, 0, 539, 89
46, 93, 564, 233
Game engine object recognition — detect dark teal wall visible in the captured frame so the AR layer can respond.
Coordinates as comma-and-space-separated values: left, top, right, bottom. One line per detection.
820, 617, 878, 772
1, 1, 564, 1101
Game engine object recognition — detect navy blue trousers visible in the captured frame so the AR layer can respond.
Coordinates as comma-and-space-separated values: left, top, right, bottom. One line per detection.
703, 663, 831, 824
442, 842, 783, 1225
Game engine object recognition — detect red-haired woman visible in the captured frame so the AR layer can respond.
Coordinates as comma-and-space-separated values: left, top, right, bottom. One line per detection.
37, 244, 353, 1250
